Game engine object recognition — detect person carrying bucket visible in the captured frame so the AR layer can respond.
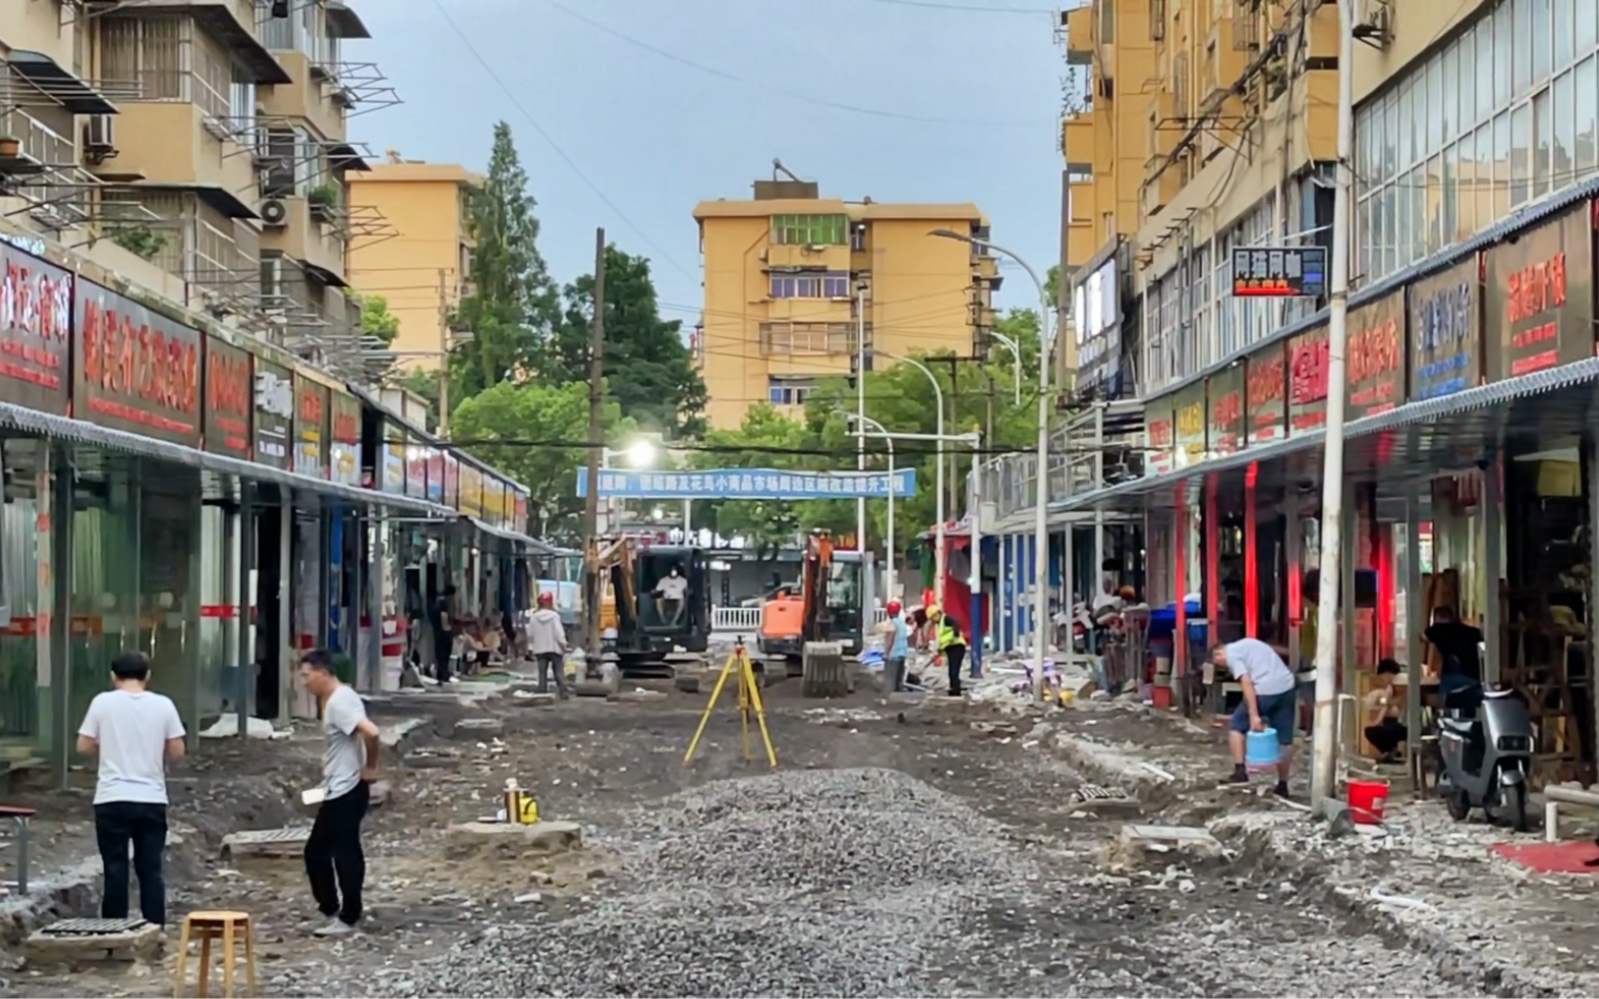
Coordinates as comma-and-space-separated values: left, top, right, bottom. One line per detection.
1210, 638, 1297, 798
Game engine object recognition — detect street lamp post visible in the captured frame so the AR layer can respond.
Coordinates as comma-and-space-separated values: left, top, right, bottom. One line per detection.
847, 414, 896, 605
986, 331, 1023, 406
930, 229, 1054, 701
880, 351, 945, 607
597, 438, 660, 534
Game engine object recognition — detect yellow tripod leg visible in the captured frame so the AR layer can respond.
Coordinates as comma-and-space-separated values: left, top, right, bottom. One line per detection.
684, 649, 738, 766
739, 657, 753, 763
742, 650, 779, 769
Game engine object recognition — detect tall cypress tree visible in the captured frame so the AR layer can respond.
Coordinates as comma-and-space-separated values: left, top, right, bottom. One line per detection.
449, 121, 560, 402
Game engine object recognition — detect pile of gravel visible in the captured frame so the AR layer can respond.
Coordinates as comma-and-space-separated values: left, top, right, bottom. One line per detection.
369, 768, 1035, 998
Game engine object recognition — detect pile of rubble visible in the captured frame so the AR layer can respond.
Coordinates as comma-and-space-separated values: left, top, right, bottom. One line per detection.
348, 769, 1042, 997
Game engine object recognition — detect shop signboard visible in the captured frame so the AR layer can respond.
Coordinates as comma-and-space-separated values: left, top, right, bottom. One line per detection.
380, 419, 406, 493
253, 357, 293, 469
293, 375, 329, 479
1245, 341, 1287, 444
0, 241, 72, 413
1485, 205, 1594, 381
424, 448, 444, 504
1287, 323, 1330, 433
203, 336, 252, 458
1345, 289, 1406, 420
513, 490, 529, 535
443, 452, 460, 509
74, 279, 201, 445
1144, 400, 1174, 476
483, 476, 505, 528
1206, 362, 1246, 456
1172, 381, 1206, 469
329, 389, 361, 486
1409, 258, 1480, 401
406, 439, 428, 500
1230, 246, 1328, 298
459, 462, 485, 519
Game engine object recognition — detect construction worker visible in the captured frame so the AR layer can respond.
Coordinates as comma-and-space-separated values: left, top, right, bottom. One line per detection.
881, 600, 909, 693
930, 605, 967, 696
527, 591, 570, 699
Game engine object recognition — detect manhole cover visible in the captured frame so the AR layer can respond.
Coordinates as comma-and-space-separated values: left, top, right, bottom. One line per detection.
43, 917, 147, 936
229, 827, 311, 844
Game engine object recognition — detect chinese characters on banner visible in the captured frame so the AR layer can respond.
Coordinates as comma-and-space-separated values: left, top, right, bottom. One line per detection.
1230, 247, 1328, 298
1345, 291, 1406, 420
576, 467, 918, 500
204, 335, 253, 458
1245, 342, 1287, 445
1206, 363, 1245, 457
1486, 205, 1593, 381
1409, 258, 1479, 401
253, 358, 293, 469
0, 241, 72, 414
74, 279, 201, 445
1288, 325, 1330, 433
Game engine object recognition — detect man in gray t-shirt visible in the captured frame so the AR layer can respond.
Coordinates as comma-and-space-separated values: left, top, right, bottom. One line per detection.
299, 651, 380, 936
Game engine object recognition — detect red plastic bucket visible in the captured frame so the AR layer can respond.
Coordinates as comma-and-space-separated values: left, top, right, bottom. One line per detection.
1346, 779, 1389, 825
1152, 685, 1173, 709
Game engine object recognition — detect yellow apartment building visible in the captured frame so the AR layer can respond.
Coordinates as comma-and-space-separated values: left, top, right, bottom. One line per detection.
0, 0, 389, 376
346, 158, 479, 366
692, 177, 1000, 430
1055, 0, 1340, 400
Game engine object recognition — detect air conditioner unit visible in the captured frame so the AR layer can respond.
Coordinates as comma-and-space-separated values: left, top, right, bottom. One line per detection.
260, 198, 289, 227
83, 115, 116, 164
1351, 0, 1393, 48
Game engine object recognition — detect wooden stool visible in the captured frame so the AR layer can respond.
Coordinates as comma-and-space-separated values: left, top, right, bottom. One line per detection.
173, 910, 256, 998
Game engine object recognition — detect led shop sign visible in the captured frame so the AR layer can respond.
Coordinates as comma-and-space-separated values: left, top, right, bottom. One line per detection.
1231, 247, 1327, 298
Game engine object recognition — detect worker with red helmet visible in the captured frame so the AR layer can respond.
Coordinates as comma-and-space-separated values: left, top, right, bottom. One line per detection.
882, 599, 910, 693
527, 590, 570, 698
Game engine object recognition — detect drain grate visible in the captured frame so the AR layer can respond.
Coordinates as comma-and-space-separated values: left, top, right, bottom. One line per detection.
42, 917, 147, 937
228, 826, 312, 844
1072, 783, 1132, 802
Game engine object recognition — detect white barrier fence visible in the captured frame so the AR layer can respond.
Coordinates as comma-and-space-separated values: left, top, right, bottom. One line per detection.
711, 605, 887, 632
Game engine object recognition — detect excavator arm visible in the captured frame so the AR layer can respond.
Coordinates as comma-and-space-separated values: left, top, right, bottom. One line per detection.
800, 532, 835, 643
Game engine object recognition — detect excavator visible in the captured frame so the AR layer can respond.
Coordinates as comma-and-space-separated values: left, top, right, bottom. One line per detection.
757, 530, 867, 676
587, 535, 710, 677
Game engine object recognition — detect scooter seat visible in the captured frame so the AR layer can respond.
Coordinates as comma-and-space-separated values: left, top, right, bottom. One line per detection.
1439, 716, 1476, 736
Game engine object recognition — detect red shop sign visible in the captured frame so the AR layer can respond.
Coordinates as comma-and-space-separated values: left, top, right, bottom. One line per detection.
0, 242, 71, 414
1288, 326, 1329, 433
75, 280, 200, 444
1245, 343, 1286, 444
1345, 290, 1406, 420
204, 335, 252, 458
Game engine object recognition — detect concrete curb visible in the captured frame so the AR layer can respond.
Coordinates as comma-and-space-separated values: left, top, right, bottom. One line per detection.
1052, 721, 1575, 998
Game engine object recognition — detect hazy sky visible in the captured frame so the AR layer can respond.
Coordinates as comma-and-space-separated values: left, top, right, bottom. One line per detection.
349, 0, 1065, 325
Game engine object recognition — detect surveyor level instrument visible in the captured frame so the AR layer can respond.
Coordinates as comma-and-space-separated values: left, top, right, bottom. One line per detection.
683, 636, 778, 770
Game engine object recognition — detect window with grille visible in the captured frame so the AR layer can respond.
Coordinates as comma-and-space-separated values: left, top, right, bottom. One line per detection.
760, 322, 857, 356
767, 376, 817, 406
770, 214, 848, 246
769, 271, 851, 298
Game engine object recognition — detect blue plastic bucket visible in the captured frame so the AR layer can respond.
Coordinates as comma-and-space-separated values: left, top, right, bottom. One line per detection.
1245, 728, 1280, 770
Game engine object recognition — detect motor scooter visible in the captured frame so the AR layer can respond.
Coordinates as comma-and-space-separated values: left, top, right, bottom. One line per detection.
1437, 684, 1534, 831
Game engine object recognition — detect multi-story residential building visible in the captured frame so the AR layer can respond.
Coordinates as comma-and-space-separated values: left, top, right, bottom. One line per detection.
692, 174, 1001, 430
346, 155, 479, 366
0, 2, 535, 778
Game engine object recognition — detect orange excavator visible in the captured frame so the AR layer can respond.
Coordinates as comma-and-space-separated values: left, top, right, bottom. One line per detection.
758, 530, 865, 676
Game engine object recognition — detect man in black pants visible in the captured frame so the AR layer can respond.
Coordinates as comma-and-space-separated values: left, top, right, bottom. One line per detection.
299, 651, 381, 936
431, 584, 457, 684
76, 651, 186, 926
934, 606, 967, 696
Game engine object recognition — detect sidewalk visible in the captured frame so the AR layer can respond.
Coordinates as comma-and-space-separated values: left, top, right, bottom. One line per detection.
1041, 698, 1599, 997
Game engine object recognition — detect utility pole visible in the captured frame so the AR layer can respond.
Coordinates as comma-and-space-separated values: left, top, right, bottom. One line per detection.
436, 267, 450, 435
582, 228, 607, 654
855, 280, 867, 556
1310, 0, 1355, 814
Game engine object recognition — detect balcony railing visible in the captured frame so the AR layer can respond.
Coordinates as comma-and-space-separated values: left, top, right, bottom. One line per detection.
1, 111, 98, 232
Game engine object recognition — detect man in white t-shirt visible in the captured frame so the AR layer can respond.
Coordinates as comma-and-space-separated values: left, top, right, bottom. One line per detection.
654, 564, 689, 626
299, 650, 381, 936
1212, 637, 1298, 797
76, 651, 186, 926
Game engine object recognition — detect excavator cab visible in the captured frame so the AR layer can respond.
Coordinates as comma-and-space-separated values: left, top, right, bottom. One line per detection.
589, 539, 709, 676
759, 531, 866, 674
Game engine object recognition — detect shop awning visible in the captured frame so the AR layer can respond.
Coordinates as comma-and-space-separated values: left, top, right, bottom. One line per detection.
1057, 356, 1599, 515
0, 401, 455, 517
463, 516, 554, 555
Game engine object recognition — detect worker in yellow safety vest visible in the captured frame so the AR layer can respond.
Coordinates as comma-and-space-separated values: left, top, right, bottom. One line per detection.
930, 605, 967, 697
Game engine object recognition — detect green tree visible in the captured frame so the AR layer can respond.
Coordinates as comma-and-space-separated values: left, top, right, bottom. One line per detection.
450, 121, 560, 399
1046, 264, 1061, 308
358, 293, 401, 345
550, 245, 706, 438
449, 379, 635, 541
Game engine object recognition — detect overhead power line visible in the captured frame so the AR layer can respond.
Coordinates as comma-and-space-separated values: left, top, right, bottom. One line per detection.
428, 0, 695, 280
546, 1, 1049, 128
867, 0, 1060, 12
